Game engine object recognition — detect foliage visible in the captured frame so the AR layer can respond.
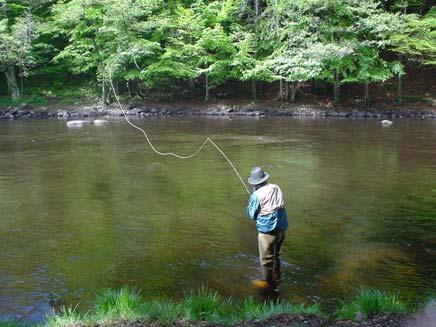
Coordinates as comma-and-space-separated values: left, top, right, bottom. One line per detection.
392, 7, 436, 65
261, 0, 403, 100
0, 0, 434, 102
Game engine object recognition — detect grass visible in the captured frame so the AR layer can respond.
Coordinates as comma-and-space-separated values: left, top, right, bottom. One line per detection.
336, 288, 411, 320
45, 286, 322, 326
2, 287, 411, 326
46, 287, 414, 325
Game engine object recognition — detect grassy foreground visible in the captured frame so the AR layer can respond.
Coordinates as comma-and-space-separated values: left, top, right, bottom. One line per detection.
1, 287, 413, 327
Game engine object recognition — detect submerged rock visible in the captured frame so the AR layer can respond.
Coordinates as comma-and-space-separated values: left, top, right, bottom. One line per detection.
66, 120, 90, 127
93, 119, 110, 125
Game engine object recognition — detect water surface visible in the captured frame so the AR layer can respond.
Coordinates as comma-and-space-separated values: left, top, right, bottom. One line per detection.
0, 117, 435, 322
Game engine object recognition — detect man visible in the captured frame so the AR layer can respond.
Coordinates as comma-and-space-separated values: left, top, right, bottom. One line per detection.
246, 167, 288, 288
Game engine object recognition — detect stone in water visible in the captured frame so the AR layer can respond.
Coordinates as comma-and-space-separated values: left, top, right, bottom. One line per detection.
93, 119, 109, 126
381, 120, 393, 127
66, 120, 90, 127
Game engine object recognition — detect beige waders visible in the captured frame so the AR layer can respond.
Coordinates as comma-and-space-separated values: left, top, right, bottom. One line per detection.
258, 231, 285, 282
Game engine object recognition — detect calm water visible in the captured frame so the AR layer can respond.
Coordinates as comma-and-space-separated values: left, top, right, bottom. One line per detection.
0, 117, 435, 322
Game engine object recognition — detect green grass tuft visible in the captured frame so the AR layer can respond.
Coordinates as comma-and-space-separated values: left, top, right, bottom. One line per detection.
181, 288, 242, 324
336, 288, 410, 319
45, 306, 88, 327
141, 301, 181, 326
94, 286, 143, 320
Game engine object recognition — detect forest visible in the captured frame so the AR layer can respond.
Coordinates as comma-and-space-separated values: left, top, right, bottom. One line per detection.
0, 0, 435, 106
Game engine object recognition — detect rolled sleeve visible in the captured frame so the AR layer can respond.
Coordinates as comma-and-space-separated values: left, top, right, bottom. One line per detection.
247, 192, 260, 220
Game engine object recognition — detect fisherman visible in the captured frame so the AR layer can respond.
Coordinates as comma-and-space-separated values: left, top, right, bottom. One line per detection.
247, 167, 288, 288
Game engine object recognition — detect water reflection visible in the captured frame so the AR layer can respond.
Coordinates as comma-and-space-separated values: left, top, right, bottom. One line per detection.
0, 118, 435, 322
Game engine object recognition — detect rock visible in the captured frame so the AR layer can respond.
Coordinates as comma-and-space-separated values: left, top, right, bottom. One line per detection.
66, 120, 90, 127
93, 119, 109, 126
57, 110, 70, 118
129, 108, 143, 115
381, 119, 393, 127
5, 112, 15, 120
79, 106, 99, 117
19, 103, 32, 110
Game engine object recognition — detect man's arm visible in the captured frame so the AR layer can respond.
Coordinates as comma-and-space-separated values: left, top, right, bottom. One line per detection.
247, 192, 260, 220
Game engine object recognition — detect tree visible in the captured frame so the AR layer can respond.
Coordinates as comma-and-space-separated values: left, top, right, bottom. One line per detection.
0, 1, 38, 100
262, 0, 401, 102
51, 0, 110, 101
392, 7, 436, 66
196, 24, 237, 101
232, 31, 274, 100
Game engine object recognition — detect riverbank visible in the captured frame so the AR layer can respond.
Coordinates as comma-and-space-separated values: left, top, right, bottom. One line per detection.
1, 99, 436, 120
2, 288, 432, 327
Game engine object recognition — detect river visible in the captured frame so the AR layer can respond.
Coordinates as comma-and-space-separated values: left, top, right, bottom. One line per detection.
0, 117, 435, 322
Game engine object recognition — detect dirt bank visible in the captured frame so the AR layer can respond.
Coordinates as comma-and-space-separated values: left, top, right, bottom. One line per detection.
95, 313, 411, 327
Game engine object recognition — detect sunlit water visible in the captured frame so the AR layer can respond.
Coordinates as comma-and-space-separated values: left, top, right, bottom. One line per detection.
0, 117, 435, 323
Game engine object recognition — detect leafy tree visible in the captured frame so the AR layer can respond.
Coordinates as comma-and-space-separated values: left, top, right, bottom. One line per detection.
0, 1, 39, 100
262, 0, 401, 102
196, 24, 237, 101
232, 31, 274, 100
392, 7, 436, 65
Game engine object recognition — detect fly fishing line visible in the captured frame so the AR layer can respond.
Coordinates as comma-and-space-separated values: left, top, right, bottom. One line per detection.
108, 71, 251, 195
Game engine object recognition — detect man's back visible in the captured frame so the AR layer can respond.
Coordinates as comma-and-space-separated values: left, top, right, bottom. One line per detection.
254, 183, 284, 216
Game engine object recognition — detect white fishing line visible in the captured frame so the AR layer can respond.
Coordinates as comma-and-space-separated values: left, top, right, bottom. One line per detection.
108, 72, 251, 195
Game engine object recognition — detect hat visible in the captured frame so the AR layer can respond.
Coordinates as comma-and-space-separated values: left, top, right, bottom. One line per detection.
247, 167, 269, 185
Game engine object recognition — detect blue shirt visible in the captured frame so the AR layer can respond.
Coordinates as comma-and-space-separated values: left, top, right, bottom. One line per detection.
247, 183, 288, 233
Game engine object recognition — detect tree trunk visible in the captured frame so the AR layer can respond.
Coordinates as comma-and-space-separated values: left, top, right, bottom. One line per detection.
189, 78, 195, 95
364, 82, 369, 105
290, 82, 297, 102
333, 70, 340, 102
114, 80, 119, 96
279, 79, 284, 100
251, 80, 257, 101
205, 74, 209, 101
4, 66, 21, 100
285, 81, 289, 102
126, 81, 132, 97
105, 87, 112, 104
397, 53, 403, 105
254, 0, 260, 37
102, 80, 112, 104
311, 79, 316, 93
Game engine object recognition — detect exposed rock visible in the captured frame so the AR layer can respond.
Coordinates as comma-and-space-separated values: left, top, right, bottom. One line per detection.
57, 110, 70, 118
381, 120, 394, 127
